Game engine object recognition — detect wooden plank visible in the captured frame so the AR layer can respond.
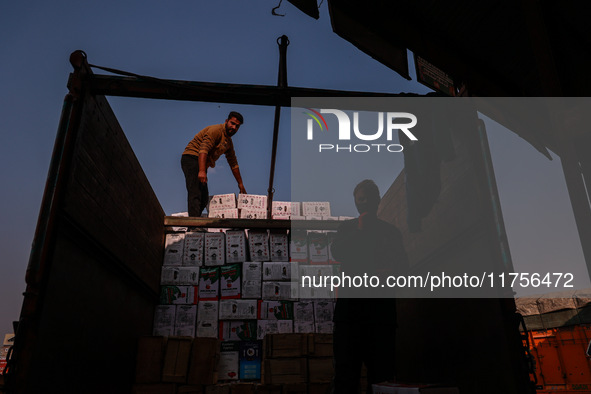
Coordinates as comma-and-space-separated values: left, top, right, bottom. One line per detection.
163, 217, 341, 231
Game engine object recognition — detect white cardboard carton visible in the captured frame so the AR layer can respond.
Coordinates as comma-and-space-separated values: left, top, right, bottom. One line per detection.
269, 232, 289, 261
237, 194, 267, 210
178, 267, 200, 285
220, 264, 241, 299
198, 266, 220, 300
294, 321, 315, 333
225, 230, 247, 263
242, 262, 262, 299
205, 232, 225, 266
262, 281, 294, 300
248, 230, 270, 261
218, 341, 240, 381
294, 301, 315, 322
239, 208, 267, 219
289, 230, 308, 262
161, 266, 180, 285
175, 305, 197, 336
160, 286, 197, 305
314, 300, 334, 323
163, 233, 185, 266
256, 320, 293, 340
196, 300, 219, 338
315, 321, 334, 334
183, 232, 204, 266
302, 202, 331, 217
308, 231, 329, 264
258, 300, 294, 320
262, 262, 292, 281
272, 201, 301, 217
219, 299, 258, 320
209, 193, 237, 210
219, 321, 258, 341
208, 208, 239, 219
256, 320, 276, 339
153, 305, 176, 336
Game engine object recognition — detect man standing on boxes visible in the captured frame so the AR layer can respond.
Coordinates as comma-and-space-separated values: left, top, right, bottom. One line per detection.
181, 111, 247, 217
331, 179, 408, 393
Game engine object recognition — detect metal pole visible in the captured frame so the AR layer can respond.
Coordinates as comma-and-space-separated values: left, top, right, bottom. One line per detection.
267, 35, 289, 219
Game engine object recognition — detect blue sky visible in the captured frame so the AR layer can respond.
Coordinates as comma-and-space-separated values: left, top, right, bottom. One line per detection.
1, 1, 587, 338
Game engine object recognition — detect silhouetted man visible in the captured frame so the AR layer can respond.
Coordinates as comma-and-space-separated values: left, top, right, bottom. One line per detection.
181, 111, 247, 217
331, 179, 408, 393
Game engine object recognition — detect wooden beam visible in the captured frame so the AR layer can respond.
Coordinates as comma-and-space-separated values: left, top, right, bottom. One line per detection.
163, 216, 342, 230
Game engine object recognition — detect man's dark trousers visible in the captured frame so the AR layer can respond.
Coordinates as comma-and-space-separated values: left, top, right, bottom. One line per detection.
181, 154, 209, 217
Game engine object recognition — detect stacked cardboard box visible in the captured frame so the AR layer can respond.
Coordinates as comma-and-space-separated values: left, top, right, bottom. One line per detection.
150, 199, 357, 391
133, 337, 219, 393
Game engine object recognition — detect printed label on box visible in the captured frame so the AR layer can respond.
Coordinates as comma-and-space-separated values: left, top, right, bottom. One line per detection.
153, 305, 176, 336
294, 301, 315, 322
258, 300, 294, 320
272, 201, 301, 217
302, 202, 331, 217
196, 301, 219, 338
241, 262, 262, 299
160, 286, 197, 305
178, 266, 200, 285
163, 233, 185, 266
269, 232, 289, 261
289, 230, 308, 262
226, 230, 247, 263
205, 233, 225, 266
257, 320, 274, 339
219, 341, 240, 381
294, 321, 315, 333
237, 194, 267, 210
175, 305, 197, 336
256, 320, 278, 339
239, 341, 262, 380
326, 232, 338, 264
262, 282, 294, 300
263, 262, 291, 281
219, 300, 258, 320
248, 231, 270, 261
220, 321, 258, 341
314, 301, 334, 323
220, 264, 241, 299
199, 267, 220, 300
315, 322, 334, 334
183, 232, 204, 266
308, 232, 328, 264
161, 266, 180, 285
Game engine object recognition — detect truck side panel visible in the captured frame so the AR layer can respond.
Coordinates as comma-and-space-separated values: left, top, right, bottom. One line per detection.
12, 90, 164, 393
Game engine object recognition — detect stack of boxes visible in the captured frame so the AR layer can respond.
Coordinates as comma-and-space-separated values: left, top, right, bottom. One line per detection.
0, 333, 13, 385
262, 333, 334, 394
133, 336, 220, 393
143, 199, 364, 392
208, 194, 328, 221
